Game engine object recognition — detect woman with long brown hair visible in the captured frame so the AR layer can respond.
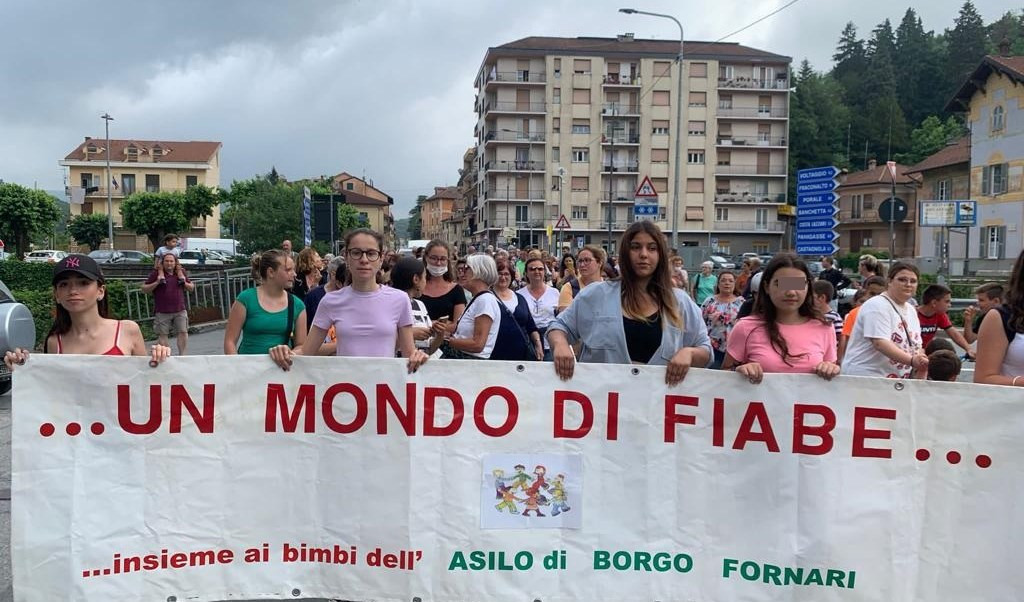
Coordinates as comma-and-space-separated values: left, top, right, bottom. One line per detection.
292, 247, 324, 299
547, 221, 712, 386
723, 253, 839, 383
974, 248, 1024, 386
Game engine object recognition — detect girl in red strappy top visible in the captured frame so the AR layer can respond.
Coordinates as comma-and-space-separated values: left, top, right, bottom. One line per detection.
3, 255, 170, 369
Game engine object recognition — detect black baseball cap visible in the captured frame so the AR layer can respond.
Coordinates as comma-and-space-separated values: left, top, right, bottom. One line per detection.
52, 254, 103, 284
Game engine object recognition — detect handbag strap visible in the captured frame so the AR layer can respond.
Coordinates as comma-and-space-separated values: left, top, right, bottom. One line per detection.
880, 294, 917, 352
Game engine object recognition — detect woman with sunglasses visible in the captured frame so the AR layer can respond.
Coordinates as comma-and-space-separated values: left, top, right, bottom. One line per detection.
721, 254, 839, 384
547, 221, 712, 386
842, 261, 926, 379
279, 228, 427, 373
419, 240, 466, 336
519, 256, 560, 361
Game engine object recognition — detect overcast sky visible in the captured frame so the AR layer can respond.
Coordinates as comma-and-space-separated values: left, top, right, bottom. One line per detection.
0, 0, 1011, 216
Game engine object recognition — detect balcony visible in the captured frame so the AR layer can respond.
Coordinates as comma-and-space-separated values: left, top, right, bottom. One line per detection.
717, 77, 790, 91
714, 164, 787, 176
485, 71, 547, 85
483, 130, 546, 143
601, 134, 640, 145
601, 161, 640, 173
602, 74, 641, 87
713, 221, 787, 232
714, 192, 786, 204
600, 192, 645, 202
717, 106, 788, 119
601, 103, 640, 116
483, 160, 545, 172
483, 101, 547, 115
480, 218, 551, 230
481, 188, 547, 201
716, 135, 787, 147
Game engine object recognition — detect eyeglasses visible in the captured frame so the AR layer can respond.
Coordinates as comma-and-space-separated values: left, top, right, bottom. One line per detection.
456, 265, 469, 272
427, 255, 448, 263
577, 258, 595, 265
528, 267, 546, 272
346, 248, 381, 261
894, 277, 918, 285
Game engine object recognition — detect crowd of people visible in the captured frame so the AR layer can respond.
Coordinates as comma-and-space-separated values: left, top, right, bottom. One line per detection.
5, 222, 1024, 393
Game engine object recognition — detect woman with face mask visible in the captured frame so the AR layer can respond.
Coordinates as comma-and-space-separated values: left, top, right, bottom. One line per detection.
418, 240, 466, 337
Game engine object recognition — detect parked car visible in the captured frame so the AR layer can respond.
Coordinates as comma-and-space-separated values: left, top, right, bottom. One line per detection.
758, 254, 774, 264
88, 249, 126, 264
709, 255, 735, 270
0, 279, 36, 395
24, 250, 67, 264
204, 250, 234, 262
806, 261, 824, 278
117, 250, 153, 264
178, 250, 224, 266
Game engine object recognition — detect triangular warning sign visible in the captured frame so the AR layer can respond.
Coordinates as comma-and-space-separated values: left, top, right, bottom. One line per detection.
555, 214, 571, 229
634, 176, 658, 198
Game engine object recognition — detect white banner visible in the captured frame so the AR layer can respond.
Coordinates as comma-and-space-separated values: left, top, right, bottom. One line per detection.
12, 355, 1024, 601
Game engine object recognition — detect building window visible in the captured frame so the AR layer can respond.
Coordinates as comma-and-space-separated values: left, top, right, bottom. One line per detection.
716, 207, 729, 221
755, 207, 770, 230
126, 146, 138, 162
652, 178, 668, 193
358, 212, 369, 224
572, 148, 589, 163
713, 240, 731, 254
936, 179, 949, 200
658, 207, 667, 220
653, 91, 670, 106
551, 146, 559, 161
573, 59, 591, 74
346, 182, 355, 190
983, 225, 1006, 259
551, 176, 561, 190
80, 173, 96, 188
688, 120, 706, 135
851, 194, 863, 219
690, 62, 707, 78
687, 178, 704, 193
572, 88, 591, 104
753, 242, 769, 254
651, 148, 669, 163
719, 65, 735, 80
717, 151, 731, 166
121, 174, 136, 195
654, 61, 672, 77
687, 150, 705, 164
719, 93, 733, 109
151, 146, 163, 157
652, 120, 669, 135
688, 91, 706, 107
982, 163, 1008, 195
145, 174, 160, 193
553, 88, 561, 104
571, 176, 589, 191
571, 119, 590, 134
186, 175, 198, 189
515, 205, 529, 224
552, 117, 560, 133
863, 193, 874, 209
571, 205, 588, 219
554, 58, 561, 79
991, 105, 1005, 134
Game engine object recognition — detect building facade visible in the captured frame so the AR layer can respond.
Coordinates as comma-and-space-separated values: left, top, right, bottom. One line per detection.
421, 186, 461, 241
328, 172, 397, 249
947, 54, 1024, 272
472, 35, 791, 255
60, 138, 222, 250
835, 160, 920, 258
905, 138, 970, 267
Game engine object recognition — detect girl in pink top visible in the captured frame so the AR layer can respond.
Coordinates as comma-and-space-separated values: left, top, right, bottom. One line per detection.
723, 253, 839, 384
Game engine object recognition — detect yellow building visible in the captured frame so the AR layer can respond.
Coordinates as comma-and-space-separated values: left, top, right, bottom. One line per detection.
329, 172, 397, 249
421, 186, 461, 241
60, 138, 222, 251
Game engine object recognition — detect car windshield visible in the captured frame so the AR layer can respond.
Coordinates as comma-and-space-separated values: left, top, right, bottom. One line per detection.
29, 252, 49, 257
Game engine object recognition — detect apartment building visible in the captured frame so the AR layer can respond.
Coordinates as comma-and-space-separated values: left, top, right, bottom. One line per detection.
60, 138, 222, 250
472, 35, 791, 254
421, 186, 461, 241
946, 52, 1024, 271
442, 147, 477, 253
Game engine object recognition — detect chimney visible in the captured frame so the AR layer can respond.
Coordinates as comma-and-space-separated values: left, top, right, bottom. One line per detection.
998, 37, 1011, 57
868, 158, 877, 170
617, 33, 635, 42
84, 136, 92, 141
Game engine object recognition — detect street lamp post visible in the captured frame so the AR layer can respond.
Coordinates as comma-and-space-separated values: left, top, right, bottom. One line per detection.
557, 166, 566, 256
620, 8, 684, 251
101, 112, 115, 249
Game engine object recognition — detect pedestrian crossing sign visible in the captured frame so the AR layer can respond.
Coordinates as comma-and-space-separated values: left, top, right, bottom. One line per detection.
633, 176, 658, 198
555, 214, 571, 229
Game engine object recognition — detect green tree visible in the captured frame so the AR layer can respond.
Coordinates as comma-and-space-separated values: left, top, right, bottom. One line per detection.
407, 195, 426, 239
222, 175, 303, 254
987, 11, 1024, 55
895, 115, 967, 165
945, 1, 988, 97
895, 9, 944, 125
67, 213, 110, 251
0, 183, 61, 258
336, 202, 364, 235
831, 22, 867, 105
789, 60, 852, 198
120, 184, 220, 250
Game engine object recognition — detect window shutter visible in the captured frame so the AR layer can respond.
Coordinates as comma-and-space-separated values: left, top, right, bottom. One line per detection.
979, 227, 987, 257
999, 226, 1007, 259
982, 166, 991, 195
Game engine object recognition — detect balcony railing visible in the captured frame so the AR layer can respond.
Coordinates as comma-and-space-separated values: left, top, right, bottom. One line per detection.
716, 136, 787, 147
717, 77, 790, 90
714, 192, 786, 204
713, 221, 786, 232
483, 160, 545, 171
602, 74, 641, 86
601, 134, 640, 145
601, 161, 640, 173
599, 192, 647, 202
484, 130, 546, 143
601, 103, 640, 115
483, 101, 547, 113
714, 164, 787, 175
486, 71, 547, 84
716, 106, 789, 118
480, 218, 551, 229
481, 188, 548, 200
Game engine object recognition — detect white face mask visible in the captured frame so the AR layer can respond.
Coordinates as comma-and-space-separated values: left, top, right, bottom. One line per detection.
427, 265, 448, 277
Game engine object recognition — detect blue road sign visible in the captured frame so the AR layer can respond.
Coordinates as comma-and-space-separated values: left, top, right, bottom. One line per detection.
302, 186, 312, 247
796, 205, 838, 219
796, 192, 839, 207
797, 166, 841, 182
797, 180, 839, 195
797, 216, 839, 230
795, 242, 839, 255
633, 204, 658, 216
795, 229, 840, 244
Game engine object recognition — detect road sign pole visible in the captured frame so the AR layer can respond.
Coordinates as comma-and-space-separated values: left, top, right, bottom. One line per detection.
887, 161, 897, 271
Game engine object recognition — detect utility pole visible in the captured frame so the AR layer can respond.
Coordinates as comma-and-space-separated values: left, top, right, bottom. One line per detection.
101, 113, 114, 250
607, 120, 620, 254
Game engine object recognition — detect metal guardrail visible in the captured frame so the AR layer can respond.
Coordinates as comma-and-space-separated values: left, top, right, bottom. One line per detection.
122, 267, 254, 325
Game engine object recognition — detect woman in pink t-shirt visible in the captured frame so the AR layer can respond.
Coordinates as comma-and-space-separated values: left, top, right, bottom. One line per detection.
723, 253, 839, 384
270, 228, 428, 373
